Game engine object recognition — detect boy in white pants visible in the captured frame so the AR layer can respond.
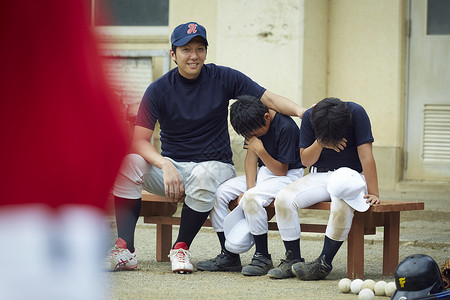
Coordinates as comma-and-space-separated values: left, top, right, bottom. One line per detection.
197, 95, 304, 276
268, 97, 380, 280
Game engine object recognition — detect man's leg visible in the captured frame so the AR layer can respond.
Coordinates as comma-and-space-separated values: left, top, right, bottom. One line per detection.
107, 154, 155, 271
170, 161, 235, 273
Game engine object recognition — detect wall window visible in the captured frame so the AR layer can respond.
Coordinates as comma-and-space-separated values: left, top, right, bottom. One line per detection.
86, 0, 168, 26
427, 0, 450, 35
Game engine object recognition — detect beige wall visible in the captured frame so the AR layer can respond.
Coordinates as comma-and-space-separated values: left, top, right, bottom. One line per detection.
167, 0, 408, 188
169, 0, 218, 65
326, 0, 407, 188
170, 0, 307, 175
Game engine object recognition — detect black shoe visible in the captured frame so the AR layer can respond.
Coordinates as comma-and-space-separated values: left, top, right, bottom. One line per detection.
291, 254, 332, 280
196, 250, 242, 272
241, 253, 274, 276
267, 250, 304, 279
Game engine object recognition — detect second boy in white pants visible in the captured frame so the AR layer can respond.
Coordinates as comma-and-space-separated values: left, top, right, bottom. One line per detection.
197, 95, 304, 276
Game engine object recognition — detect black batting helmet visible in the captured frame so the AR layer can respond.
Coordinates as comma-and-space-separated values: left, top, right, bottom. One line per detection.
391, 254, 445, 300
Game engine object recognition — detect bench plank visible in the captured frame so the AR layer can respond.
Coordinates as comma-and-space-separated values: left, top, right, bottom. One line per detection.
137, 192, 424, 279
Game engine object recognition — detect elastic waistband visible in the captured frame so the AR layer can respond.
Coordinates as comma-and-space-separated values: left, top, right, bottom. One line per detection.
309, 166, 335, 173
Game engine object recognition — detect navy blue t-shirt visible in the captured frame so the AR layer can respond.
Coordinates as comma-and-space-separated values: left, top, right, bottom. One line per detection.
299, 102, 373, 173
257, 113, 303, 170
135, 64, 266, 164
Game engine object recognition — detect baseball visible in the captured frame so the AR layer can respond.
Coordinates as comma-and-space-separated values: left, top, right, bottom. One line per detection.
374, 280, 387, 296
338, 278, 352, 293
350, 278, 364, 294
361, 279, 376, 291
358, 288, 375, 300
385, 281, 397, 296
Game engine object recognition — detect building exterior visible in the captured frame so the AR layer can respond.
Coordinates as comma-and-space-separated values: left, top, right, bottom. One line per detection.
96, 0, 450, 191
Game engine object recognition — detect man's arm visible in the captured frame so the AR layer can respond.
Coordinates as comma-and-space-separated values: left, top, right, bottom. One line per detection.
245, 136, 288, 176
260, 90, 306, 119
357, 142, 380, 205
132, 125, 184, 200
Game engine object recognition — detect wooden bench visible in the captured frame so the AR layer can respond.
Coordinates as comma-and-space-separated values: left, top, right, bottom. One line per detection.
138, 191, 424, 279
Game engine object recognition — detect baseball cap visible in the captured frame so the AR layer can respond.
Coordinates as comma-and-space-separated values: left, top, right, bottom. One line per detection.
327, 167, 370, 212
391, 254, 445, 300
223, 205, 254, 254
170, 22, 208, 47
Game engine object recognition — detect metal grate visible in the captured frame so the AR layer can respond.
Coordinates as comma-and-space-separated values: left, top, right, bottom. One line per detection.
423, 104, 450, 161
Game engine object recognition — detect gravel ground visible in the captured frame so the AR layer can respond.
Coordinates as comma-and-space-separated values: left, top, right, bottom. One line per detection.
104, 189, 450, 300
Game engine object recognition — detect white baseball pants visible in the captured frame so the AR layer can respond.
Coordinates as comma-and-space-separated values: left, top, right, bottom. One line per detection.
0, 205, 109, 300
113, 153, 236, 212
210, 166, 304, 235
275, 171, 366, 242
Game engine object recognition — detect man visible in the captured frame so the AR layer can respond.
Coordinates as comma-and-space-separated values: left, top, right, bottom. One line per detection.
268, 97, 380, 280
106, 22, 306, 273
197, 96, 304, 276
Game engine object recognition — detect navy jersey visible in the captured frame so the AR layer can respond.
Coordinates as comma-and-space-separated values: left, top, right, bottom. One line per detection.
299, 102, 373, 173
136, 64, 266, 164
258, 113, 303, 170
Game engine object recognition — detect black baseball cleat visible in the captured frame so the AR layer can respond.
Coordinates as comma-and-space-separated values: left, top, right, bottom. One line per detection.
196, 250, 242, 272
267, 250, 304, 279
241, 253, 273, 276
291, 254, 332, 280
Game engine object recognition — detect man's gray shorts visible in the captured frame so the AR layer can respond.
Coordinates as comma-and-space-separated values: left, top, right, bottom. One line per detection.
113, 153, 236, 212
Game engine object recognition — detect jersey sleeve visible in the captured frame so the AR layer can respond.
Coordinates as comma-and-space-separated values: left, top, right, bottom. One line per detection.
135, 85, 160, 131
220, 66, 266, 100
276, 118, 300, 164
299, 108, 316, 149
351, 103, 374, 146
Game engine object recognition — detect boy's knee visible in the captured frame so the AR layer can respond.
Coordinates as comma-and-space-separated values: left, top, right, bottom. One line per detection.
274, 189, 292, 210
241, 193, 260, 216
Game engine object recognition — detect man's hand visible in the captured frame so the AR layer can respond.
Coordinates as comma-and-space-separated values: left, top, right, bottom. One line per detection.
161, 159, 184, 201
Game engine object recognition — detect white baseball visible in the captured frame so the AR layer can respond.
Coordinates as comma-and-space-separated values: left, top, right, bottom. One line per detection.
338, 278, 352, 293
358, 288, 375, 300
350, 279, 364, 294
361, 279, 376, 291
374, 280, 387, 296
385, 281, 397, 296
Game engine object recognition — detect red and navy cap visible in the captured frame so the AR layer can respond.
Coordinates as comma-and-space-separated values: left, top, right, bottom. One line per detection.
171, 22, 208, 47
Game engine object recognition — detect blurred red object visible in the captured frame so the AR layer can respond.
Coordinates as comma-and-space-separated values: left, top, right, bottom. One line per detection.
0, 0, 128, 210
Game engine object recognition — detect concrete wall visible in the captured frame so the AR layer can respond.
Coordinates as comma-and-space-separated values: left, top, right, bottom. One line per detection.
326, 0, 407, 188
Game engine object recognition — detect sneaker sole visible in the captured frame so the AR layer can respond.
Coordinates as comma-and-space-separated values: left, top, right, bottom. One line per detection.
111, 264, 138, 271
267, 272, 293, 279
242, 268, 272, 276
197, 266, 242, 272
291, 267, 328, 280
173, 269, 193, 274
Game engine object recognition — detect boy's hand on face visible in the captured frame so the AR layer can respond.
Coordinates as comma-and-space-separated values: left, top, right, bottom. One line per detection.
244, 136, 264, 155
319, 138, 347, 152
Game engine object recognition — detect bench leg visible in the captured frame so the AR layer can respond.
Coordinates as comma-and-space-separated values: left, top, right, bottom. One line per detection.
347, 212, 365, 279
383, 211, 400, 275
156, 224, 172, 262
